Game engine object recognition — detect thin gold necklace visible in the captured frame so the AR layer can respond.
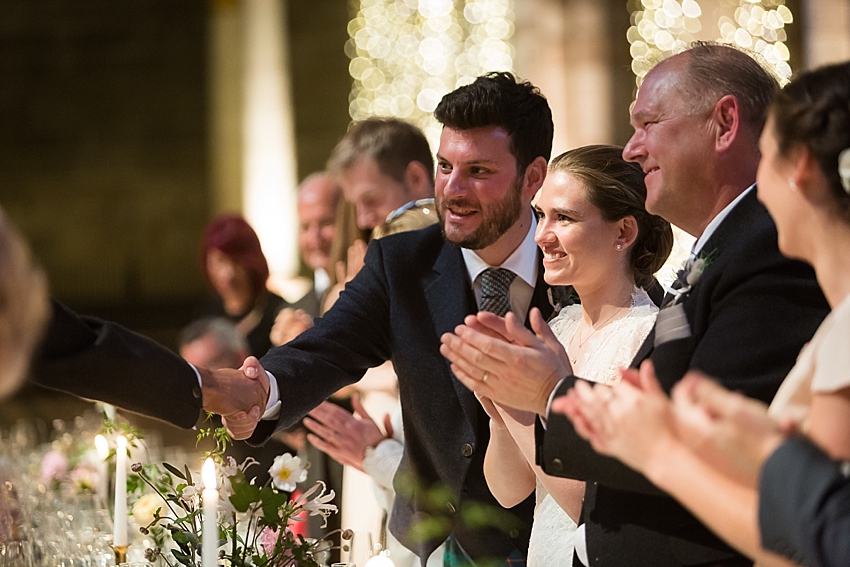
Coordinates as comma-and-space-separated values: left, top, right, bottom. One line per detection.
569, 307, 627, 365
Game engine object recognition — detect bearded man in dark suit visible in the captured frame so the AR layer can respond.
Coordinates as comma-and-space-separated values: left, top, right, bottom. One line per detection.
217, 72, 559, 566
440, 43, 829, 567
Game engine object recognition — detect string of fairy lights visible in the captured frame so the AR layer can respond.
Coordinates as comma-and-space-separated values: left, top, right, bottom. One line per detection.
345, 0, 793, 140
346, 0, 515, 148
627, 0, 793, 87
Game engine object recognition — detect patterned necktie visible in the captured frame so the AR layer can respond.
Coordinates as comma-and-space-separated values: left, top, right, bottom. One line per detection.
479, 268, 516, 317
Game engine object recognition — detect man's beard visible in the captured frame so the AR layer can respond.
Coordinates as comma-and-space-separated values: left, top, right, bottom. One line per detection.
437, 177, 524, 250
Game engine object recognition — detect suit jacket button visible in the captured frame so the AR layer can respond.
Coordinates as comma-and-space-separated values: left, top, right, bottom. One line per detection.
551, 458, 563, 472
461, 443, 474, 457
192, 386, 202, 399
508, 529, 519, 539
446, 502, 456, 514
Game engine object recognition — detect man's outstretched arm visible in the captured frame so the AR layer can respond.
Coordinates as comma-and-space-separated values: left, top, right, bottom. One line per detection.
32, 300, 268, 430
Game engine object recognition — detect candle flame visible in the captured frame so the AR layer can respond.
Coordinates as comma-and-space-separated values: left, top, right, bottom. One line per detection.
202, 458, 217, 490
116, 435, 127, 449
95, 434, 109, 459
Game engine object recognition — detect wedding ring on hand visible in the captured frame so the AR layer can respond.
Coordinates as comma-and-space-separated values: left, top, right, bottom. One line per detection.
482, 371, 490, 383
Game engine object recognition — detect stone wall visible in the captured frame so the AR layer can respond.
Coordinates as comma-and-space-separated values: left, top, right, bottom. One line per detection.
289, 0, 353, 180
0, 0, 210, 318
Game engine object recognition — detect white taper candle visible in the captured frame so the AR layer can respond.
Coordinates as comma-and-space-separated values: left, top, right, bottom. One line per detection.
112, 435, 128, 546
202, 458, 219, 567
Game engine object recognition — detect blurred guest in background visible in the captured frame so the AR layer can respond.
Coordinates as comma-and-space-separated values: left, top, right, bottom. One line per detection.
270, 173, 340, 347
292, 172, 341, 315
327, 117, 434, 233
199, 214, 286, 357
320, 117, 436, 313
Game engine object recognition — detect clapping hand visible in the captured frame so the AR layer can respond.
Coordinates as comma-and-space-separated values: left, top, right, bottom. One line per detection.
440, 308, 571, 416
269, 307, 314, 347
200, 356, 270, 440
669, 372, 789, 487
322, 240, 368, 313
553, 361, 790, 487
303, 394, 391, 472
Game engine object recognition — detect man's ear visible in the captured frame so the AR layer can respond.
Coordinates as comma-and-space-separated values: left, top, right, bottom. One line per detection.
523, 156, 549, 197
404, 160, 435, 200
714, 94, 741, 153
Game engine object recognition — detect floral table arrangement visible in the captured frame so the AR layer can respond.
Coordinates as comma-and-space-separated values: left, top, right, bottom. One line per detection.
129, 425, 348, 567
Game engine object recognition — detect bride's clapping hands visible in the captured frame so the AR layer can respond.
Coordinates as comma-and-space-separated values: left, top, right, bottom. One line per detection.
440, 308, 572, 416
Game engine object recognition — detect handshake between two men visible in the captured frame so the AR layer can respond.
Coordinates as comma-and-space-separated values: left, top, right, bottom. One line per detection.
198, 356, 271, 440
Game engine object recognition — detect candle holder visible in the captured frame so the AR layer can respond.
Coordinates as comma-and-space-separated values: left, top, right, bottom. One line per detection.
112, 544, 129, 564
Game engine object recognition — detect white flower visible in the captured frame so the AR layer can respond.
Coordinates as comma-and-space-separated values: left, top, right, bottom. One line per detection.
296, 481, 337, 528
238, 456, 259, 474
133, 493, 165, 527
268, 453, 307, 492
839, 147, 850, 194
686, 258, 705, 286
219, 456, 239, 477
182, 483, 200, 499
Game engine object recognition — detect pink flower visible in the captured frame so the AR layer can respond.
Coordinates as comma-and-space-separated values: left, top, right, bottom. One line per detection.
258, 527, 294, 565
259, 526, 280, 556
41, 450, 68, 482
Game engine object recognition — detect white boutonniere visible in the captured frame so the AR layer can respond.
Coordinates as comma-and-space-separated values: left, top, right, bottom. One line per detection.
668, 249, 718, 306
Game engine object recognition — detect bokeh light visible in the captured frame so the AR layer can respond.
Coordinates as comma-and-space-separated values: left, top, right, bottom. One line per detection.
348, 0, 515, 151
628, 0, 792, 89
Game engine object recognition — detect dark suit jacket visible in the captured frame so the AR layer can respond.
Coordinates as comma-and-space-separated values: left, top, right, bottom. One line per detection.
539, 191, 829, 567
760, 436, 850, 567
30, 300, 202, 429
250, 223, 554, 563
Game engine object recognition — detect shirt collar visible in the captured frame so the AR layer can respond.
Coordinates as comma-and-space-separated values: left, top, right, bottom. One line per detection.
461, 213, 539, 287
693, 184, 755, 255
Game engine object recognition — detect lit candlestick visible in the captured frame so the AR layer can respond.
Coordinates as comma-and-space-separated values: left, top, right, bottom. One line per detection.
113, 436, 128, 547
202, 458, 219, 567
95, 434, 109, 507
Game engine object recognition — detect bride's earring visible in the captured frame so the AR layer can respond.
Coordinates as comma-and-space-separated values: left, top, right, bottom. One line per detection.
616, 244, 622, 250
789, 178, 798, 192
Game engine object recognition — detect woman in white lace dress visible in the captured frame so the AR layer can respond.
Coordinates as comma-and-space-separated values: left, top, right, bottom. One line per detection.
479, 145, 672, 566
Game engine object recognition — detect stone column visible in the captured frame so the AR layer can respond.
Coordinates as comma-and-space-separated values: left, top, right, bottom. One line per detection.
803, 0, 850, 68
514, 0, 615, 153
208, 0, 300, 279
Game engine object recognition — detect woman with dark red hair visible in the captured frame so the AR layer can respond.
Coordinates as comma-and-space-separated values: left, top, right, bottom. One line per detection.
199, 214, 286, 357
